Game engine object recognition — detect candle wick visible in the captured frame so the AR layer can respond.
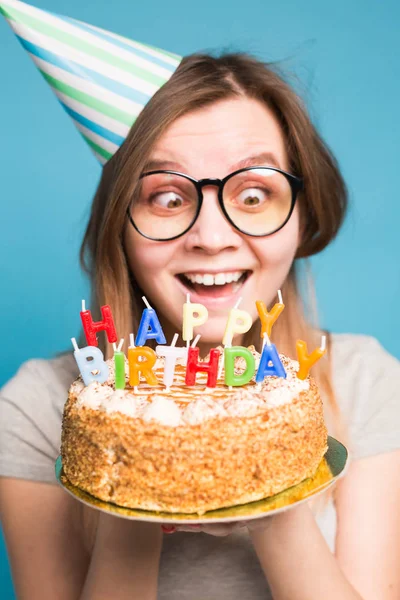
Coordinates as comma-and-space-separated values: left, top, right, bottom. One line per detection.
264, 333, 272, 347
234, 296, 242, 309
118, 338, 124, 352
186, 293, 190, 304
129, 333, 135, 348
277, 289, 283, 305
81, 299, 86, 312
171, 333, 178, 347
113, 342, 117, 353
142, 296, 152, 309
71, 337, 79, 352
191, 334, 201, 348
320, 335, 326, 352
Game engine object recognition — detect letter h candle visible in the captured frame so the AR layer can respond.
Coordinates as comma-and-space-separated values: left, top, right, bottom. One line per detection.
80, 300, 117, 347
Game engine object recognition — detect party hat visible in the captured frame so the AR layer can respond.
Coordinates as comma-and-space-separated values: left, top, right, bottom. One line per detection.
0, 0, 182, 164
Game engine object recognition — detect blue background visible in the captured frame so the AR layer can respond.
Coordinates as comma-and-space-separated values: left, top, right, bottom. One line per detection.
1, 0, 399, 596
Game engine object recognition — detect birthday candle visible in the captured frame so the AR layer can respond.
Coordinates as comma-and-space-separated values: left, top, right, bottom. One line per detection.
256, 290, 285, 340
156, 333, 187, 390
224, 346, 255, 387
136, 296, 166, 346
128, 345, 158, 387
71, 338, 109, 386
255, 334, 286, 384
296, 336, 326, 380
182, 294, 208, 346
80, 300, 117, 347
222, 301, 252, 347
113, 338, 125, 390
185, 347, 220, 388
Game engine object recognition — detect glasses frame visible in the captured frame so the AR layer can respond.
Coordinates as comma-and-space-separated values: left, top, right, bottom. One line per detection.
127, 165, 304, 242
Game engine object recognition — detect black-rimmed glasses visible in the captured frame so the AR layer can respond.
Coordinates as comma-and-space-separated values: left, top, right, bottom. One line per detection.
127, 166, 303, 241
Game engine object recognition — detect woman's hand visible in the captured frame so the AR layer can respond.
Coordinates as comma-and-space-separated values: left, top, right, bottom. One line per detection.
81, 513, 163, 600
161, 514, 275, 536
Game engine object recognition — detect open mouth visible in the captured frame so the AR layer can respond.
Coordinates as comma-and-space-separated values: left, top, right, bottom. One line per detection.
176, 270, 252, 298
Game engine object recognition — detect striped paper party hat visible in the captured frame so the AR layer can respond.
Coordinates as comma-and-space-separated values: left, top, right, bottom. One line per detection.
0, 0, 182, 164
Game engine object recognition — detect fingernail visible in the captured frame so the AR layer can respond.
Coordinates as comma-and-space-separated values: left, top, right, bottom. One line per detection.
161, 525, 176, 534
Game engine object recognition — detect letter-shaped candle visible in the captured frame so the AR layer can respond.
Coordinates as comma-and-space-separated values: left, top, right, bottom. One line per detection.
71, 338, 109, 386
256, 290, 285, 339
185, 347, 220, 387
222, 308, 252, 347
156, 334, 187, 390
182, 294, 208, 343
113, 339, 125, 390
296, 336, 326, 380
255, 337, 286, 383
224, 347, 255, 386
136, 297, 166, 346
80, 301, 117, 347
128, 346, 158, 387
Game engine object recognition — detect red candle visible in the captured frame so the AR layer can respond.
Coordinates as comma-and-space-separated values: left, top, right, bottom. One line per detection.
80, 300, 117, 347
185, 347, 220, 388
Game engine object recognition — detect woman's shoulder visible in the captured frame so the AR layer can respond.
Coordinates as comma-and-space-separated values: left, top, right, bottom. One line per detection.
329, 332, 400, 460
0, 352, 79, 483
329, 332, 399, 379
1, 352, 78, 404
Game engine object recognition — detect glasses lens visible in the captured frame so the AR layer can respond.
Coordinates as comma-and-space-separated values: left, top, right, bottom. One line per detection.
130, 173, 198, 240
223, 168, 293, 235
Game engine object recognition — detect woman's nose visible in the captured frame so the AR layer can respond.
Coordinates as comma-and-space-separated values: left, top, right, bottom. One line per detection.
183, 187, 243, 254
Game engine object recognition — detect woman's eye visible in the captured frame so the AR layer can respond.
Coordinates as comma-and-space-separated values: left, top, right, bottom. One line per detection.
151, 192, 184, 209
236, 187, 269, 207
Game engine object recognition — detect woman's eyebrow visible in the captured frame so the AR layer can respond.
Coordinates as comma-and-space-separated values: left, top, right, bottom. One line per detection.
229, 152, 282, 171
142, 151, 282, 173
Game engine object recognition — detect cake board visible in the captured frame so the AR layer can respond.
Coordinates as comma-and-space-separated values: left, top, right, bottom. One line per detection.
55, 436, 348, 525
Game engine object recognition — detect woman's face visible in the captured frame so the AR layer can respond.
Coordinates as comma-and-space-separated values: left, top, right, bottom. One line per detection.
124, 96, 300, 345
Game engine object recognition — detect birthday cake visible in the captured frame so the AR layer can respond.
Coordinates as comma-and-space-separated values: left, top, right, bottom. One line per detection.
60, 346, 328, 514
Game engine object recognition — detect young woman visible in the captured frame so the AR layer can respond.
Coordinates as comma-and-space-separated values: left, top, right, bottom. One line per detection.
1, 52, 399, 600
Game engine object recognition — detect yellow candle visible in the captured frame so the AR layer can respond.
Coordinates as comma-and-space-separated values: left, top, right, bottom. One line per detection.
128, 346, 158, 387
256, 294, 285, 339
296, 337, 326, 380
182, 295, 208, 342
222, 308, 252, 346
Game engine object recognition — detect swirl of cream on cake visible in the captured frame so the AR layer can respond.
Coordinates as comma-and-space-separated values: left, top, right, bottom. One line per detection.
70, 346, 310, 427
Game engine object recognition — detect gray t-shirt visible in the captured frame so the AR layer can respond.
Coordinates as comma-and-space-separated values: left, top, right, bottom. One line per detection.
1, 333, 399, 599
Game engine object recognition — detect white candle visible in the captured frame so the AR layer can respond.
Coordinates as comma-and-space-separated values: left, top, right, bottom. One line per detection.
71, 337, 109, 386
182, 293, 208, 348
156, 333, 186, 391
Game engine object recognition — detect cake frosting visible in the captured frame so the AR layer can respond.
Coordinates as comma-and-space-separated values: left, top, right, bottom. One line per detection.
61, 346, 328, 514
71, 348, 309, 426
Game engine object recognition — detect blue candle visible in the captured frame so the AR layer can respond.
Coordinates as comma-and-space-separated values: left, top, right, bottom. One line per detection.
71, 338, 109, 386
255, 335, 286, 383
136, 296, 166, 346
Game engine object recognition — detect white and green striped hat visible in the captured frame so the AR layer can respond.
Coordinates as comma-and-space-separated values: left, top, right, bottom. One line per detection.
0, 0, 182, 164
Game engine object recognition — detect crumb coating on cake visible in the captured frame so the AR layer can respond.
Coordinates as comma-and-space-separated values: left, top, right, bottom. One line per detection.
61, 347, 328, 514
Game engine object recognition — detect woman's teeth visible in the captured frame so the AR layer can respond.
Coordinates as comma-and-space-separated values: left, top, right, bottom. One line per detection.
178, 270, 250, 297
183, 271, 245, 286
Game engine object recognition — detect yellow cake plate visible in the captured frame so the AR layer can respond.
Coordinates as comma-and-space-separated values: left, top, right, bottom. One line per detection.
55, 436, 348, 524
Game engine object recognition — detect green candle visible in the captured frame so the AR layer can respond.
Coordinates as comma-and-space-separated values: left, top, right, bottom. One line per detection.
114, 351, 126, 390
224, 347, 255, 387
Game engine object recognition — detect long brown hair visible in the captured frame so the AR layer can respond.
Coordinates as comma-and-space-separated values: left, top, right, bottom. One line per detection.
79, 51, 348, 445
